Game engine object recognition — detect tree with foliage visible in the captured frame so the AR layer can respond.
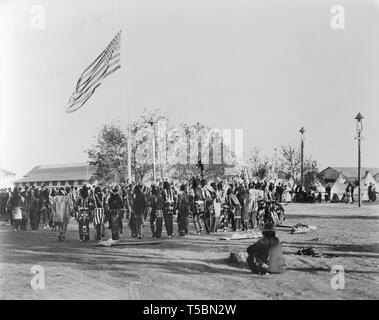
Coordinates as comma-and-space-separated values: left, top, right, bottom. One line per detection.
88, 109, 166, 184
87, 109, 233, 184
87, 123, 128, 184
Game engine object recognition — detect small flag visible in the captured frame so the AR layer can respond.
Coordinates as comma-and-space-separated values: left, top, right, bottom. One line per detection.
66, 30, 121, 113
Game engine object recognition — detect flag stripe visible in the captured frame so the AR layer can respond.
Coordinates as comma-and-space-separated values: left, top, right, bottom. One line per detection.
68, 69, 108, 106
69, 58, 120, 103
66, 84, 101, 113
78, 51, 106, 79
82, 34, 120, 80
77, 53, 120, 90
66, 30, 122, 113
76, 43, 120, 90
76, 57, 112, 91
104, 64, 121, 78
76, 55, 107, 89
78, 43, 120, 87
79, 32, 121, 79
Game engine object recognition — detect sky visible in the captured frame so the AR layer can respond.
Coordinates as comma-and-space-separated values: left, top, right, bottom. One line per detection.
1, 0, 379, 178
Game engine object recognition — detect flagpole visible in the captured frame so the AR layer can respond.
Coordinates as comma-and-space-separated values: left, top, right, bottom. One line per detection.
127, 106, 132, 183
123, 27, 132, 184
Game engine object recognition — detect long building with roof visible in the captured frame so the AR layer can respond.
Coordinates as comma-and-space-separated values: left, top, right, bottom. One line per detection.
15, 163, 96, 188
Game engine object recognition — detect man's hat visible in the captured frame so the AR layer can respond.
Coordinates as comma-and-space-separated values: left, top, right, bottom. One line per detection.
262, 223, 275, 233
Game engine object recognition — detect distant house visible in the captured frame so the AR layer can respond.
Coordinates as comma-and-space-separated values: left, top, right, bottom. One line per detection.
0, 168, 17, 188
319, 167, 379, 184
15, 163, 96, 188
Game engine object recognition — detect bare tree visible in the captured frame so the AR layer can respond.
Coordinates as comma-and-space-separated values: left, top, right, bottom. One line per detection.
277, 144, 318, 187
243, 148, 271, 180
244, 148, 261, 178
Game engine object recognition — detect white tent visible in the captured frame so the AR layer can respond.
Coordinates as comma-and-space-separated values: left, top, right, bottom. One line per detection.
331, 175, 347, 200
354, 171, 378, 201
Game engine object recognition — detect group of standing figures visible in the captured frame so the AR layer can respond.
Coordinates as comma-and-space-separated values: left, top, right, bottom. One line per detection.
1, 176, 285, 242
189, 177, 285, 234
1, 184, 128, 241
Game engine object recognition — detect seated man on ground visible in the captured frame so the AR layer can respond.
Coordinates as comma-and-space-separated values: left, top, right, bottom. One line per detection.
246, 223, 286, 275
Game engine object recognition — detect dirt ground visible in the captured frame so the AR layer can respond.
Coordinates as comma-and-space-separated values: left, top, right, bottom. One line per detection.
0, 202, 378, 300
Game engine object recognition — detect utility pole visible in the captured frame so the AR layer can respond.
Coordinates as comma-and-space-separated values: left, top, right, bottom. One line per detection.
299, 127, 305, 191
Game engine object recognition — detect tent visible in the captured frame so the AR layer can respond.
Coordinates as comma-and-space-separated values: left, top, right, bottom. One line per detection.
331, 175, 347, 201
354, 171, 378, 201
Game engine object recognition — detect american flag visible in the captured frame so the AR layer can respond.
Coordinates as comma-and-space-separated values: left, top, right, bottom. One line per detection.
66, 30, 121, 113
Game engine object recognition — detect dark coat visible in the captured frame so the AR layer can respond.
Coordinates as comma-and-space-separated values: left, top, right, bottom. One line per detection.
151, 194, 164, 214
177, 191, 190, 212
108, 193, 123, 211
247, 237, 286, 274
133, 193, 146, 216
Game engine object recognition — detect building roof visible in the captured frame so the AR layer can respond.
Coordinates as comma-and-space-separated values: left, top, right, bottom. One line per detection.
0, 168, 16, 176
320, 167, 379, 180
15, 162, 96, 183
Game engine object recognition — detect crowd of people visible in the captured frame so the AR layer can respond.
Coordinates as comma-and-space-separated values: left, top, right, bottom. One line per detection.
0, 176, 289, 242
2, 175, 376, 242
